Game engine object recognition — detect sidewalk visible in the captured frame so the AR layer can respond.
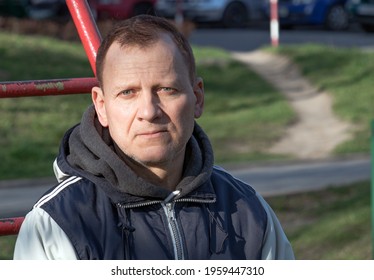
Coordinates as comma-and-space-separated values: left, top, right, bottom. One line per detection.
232, 50, 353, 160
0, 155, 371, 219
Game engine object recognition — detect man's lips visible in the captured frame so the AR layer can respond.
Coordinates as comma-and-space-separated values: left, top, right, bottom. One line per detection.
137, 129, 168, 138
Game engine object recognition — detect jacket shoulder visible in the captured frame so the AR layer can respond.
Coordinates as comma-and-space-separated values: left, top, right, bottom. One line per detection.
211, 166, 257, 197
34, 176, 121, 259
33, 176, 85, 210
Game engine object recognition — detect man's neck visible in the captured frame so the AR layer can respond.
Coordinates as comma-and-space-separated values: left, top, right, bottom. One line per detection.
120, 153, 185, 192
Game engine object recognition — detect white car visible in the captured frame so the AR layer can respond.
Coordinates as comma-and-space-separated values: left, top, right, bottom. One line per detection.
155, 0, 266, 28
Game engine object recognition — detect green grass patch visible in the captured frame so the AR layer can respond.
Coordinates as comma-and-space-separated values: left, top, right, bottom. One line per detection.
267, 181, 372, 259
0, 235, 17, 260
270, 44, 374, 155
0, 32, 94, 179
193, 46, 295, 163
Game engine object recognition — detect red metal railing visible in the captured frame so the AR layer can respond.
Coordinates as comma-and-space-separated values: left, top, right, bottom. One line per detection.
0, 0, 101, 98
0, 77, 98, 98
66, 0, 102, 75
0, 0, 101, 235
0, 218, 25, 236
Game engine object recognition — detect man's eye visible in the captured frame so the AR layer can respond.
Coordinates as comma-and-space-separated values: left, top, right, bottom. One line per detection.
159, 87, 175, 93
120, 89, 134, 96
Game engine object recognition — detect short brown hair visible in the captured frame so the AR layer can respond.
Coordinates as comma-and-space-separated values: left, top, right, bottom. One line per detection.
95, 15, 196, 87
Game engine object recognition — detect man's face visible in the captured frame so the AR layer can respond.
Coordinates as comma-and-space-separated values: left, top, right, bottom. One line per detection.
92, 34, 204, 169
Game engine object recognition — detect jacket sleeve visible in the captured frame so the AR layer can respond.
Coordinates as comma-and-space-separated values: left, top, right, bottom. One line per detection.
13, 207, 78, 260
256, 193, 295, 260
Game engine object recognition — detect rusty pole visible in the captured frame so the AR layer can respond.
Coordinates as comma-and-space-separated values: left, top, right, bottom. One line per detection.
0, 217, 25, 236
0, 77, 98, 98
65, 0, 102, 76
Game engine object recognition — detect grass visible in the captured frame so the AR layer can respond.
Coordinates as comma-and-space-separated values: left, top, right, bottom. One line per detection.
271, 44, 374, 155
0, 236, 16, 260
0, 32, 93, 179
266, 181, 372, 260
194, 48, 294, 163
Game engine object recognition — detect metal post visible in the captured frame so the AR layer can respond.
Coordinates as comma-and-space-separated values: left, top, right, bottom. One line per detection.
270, 0, 279, 47
0, 77, 98, 98
371, 120, 374, 259
0, 217, 25, 236
65, 0, 102, 76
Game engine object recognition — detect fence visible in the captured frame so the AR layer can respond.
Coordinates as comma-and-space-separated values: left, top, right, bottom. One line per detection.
0, 0, 101, 236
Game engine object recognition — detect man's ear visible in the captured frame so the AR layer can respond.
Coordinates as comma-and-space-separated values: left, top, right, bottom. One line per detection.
193, 77, 204, 118
92, 86, 108, 127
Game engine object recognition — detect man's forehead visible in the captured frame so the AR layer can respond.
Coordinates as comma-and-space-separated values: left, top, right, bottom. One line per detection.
110, 32, 175, 51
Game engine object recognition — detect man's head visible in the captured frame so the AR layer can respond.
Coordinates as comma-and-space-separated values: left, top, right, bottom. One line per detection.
95, 15, 197, 88
91, 15, 204, 187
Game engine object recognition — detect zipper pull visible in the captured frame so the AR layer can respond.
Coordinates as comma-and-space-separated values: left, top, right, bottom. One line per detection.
163, 189, 181, 204
165, 202, 176, 220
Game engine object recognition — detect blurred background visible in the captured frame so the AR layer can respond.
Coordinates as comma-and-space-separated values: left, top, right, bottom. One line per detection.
0, 0, 373, 34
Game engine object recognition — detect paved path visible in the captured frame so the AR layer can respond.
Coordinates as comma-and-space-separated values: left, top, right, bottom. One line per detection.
227, 156, 371, 197
232, 50, 353, 159
0, 155, 370, 218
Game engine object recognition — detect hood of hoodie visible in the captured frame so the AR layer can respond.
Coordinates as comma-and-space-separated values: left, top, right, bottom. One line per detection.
54, 105, 215, 205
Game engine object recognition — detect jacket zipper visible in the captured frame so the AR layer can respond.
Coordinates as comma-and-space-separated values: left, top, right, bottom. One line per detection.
162, 202, 185, 260
117, 196, 216, 260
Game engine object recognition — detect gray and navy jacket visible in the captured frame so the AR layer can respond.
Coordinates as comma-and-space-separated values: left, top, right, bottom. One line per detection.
14, 106, 294, 260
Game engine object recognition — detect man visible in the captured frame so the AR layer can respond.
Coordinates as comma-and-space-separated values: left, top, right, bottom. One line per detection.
14, 15, 294, 260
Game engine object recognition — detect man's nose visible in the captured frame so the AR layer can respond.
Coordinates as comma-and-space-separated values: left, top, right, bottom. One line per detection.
137, 91, 162, 121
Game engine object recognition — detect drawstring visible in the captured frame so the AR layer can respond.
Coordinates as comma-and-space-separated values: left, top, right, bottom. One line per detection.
205, 204, 228, 254
119, 208, 135, 260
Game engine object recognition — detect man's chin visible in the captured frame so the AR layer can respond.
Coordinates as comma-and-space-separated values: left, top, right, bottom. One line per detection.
128, 152, 170, 167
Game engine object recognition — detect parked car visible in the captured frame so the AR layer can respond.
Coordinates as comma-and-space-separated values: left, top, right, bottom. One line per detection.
0, 0, 156, 21
0, 0, 27, 18
346, 0, 374, 32
0, 0, 67, 19
264, 0, 350, 30
26, 0, 68, 20
88, 0, 156, 20
155, 0, 266, 28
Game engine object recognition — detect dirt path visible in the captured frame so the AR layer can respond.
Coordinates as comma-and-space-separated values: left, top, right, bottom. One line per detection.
232, 50, 353, 159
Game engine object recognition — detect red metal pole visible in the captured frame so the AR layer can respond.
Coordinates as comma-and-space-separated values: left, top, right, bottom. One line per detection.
0, 217, 25, 236
65, 0, 102, 76
270, 0, 279, 47
0, 77, 98, 98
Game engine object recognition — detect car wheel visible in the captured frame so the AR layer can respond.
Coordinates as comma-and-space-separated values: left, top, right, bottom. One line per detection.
222, 2, 248, 28
325, 5, 349, 31
280, 24, 294, 30
361, 23, 374, 33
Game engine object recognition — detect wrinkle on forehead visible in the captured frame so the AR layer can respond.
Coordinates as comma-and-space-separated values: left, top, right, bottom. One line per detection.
102, 37, 190, 92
